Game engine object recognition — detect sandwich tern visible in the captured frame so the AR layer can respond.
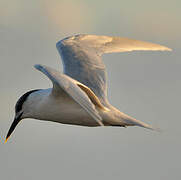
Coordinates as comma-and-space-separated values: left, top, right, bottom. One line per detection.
5, 34, 171, 142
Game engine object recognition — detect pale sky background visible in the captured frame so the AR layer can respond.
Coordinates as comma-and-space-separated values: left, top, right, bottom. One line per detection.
0, 0, 181, 179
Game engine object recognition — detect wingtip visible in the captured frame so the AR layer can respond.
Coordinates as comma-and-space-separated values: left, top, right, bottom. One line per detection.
146, 45, 172, 52
34, 64, 40, 68
162, 47, 172, 51
34, 64, 44, 71
155, 43, 172, 51
56, 40, 62, 48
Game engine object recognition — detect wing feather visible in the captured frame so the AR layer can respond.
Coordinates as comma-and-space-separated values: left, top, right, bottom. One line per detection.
56, 34, 171, 105
34, 64, 104, 126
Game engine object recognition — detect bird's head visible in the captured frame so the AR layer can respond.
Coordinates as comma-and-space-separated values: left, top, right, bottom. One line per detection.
5, 89, 41, 143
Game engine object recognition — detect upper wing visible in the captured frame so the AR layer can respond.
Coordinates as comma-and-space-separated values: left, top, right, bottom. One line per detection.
56, 34, 171, 105
34, 64, 104, 126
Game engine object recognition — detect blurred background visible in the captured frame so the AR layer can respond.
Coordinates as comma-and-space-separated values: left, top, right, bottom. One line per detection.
0, 0, 180, 179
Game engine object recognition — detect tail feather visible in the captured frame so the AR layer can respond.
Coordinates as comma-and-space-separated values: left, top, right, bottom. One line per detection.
121, 114, 160, 132
134, 120, 161, 132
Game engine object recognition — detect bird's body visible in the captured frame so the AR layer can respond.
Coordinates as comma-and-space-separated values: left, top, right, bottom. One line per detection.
23, 88, 152, 128
5, 34, 171, 142
23, 88, 100, 127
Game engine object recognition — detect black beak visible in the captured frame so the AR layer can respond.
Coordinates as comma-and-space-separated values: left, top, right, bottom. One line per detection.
5, 112, 23, 143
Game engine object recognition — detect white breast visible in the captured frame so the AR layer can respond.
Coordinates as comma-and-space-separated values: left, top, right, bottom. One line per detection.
25, 89, 99, 127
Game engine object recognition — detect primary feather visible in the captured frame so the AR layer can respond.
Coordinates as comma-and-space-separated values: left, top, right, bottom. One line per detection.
56, 34, 171, 105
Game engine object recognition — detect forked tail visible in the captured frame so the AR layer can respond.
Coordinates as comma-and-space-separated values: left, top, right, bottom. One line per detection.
119, 113, 160, 131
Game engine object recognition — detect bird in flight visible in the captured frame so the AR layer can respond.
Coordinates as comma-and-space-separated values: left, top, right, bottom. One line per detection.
5, 34, 171, 143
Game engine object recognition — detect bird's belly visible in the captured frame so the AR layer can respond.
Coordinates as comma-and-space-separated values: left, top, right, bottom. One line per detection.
54, 107, 98, 126
37, 99, 99, 127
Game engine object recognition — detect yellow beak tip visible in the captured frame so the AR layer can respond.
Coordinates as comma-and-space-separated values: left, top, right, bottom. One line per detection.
4, 137, 9, 144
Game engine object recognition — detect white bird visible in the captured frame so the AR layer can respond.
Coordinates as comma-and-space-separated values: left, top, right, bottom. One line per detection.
5, 34, 171, 142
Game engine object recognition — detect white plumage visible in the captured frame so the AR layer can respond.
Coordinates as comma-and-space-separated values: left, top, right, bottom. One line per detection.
5, 34, 171, 142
